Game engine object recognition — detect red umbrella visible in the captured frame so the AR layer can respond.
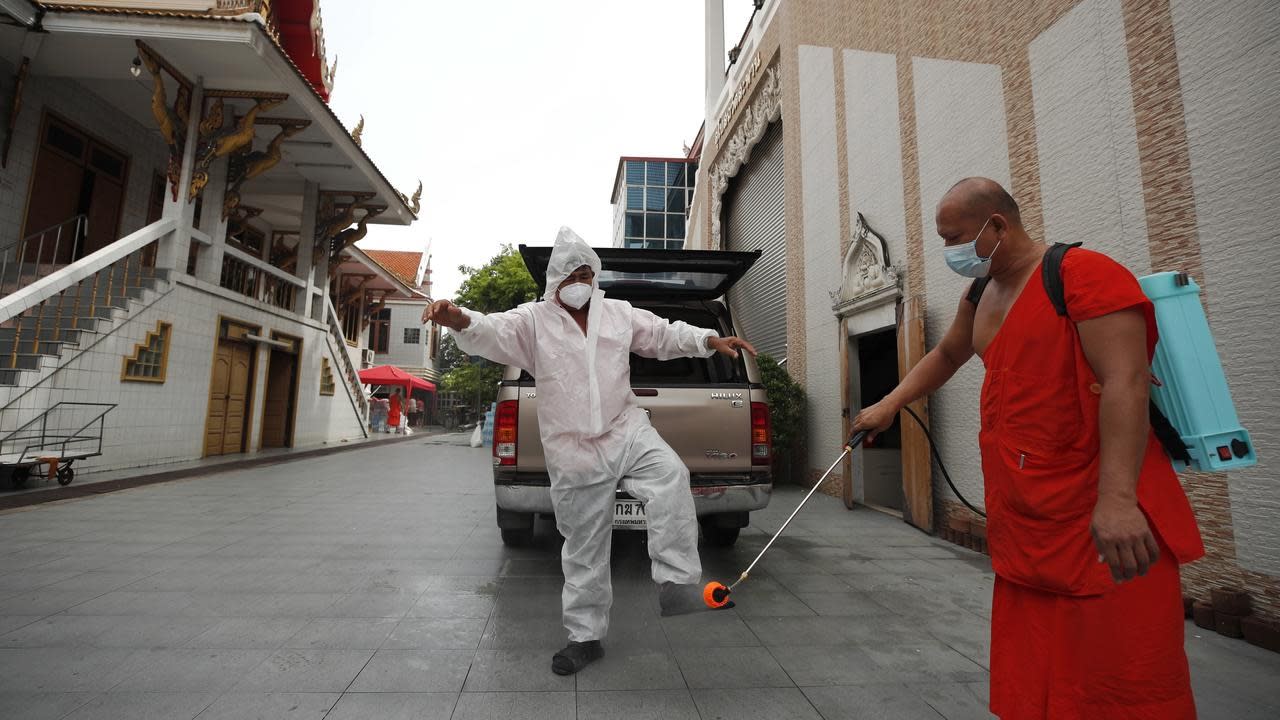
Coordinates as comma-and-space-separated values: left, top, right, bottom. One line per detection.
358, 364, 436, 394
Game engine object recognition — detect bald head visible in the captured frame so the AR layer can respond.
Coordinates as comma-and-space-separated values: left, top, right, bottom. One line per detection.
940, 177, 1021, 226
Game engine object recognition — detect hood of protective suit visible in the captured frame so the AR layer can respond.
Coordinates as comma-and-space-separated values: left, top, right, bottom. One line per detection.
543, 226, 603, 303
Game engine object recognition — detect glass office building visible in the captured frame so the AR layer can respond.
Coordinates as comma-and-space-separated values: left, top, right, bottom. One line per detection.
611, 157, 698, 249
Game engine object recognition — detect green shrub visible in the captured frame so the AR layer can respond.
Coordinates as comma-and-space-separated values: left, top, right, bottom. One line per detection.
756, 353, 807, 482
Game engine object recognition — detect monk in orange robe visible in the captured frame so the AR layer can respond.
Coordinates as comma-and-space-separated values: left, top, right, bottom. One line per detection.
854, 178, 1204, 719
388, 389, 402, 431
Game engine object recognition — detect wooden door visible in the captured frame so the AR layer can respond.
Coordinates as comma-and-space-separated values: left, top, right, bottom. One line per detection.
205, 341, 253, 456
22, 119, 85, 264
261, 349, 297, 449
896, 297, 933, 532
78, 145, 128, 257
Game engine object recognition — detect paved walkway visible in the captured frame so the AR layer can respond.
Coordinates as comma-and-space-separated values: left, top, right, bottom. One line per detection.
0, 434, 1276, 719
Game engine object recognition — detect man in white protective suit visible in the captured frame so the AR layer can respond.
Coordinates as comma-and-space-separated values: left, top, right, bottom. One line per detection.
425, 227, 756, 675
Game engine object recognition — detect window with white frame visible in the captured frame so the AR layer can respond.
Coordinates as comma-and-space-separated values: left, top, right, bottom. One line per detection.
404, 327, 421, 344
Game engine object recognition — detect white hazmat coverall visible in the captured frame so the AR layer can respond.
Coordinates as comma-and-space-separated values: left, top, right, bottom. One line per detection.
453, 228, 716, 642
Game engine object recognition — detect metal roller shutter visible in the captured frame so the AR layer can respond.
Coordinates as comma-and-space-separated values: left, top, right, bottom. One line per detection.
722, 121, 788, 361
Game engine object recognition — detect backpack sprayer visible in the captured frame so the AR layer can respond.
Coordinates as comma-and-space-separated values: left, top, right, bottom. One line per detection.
703, 257, 1257, 610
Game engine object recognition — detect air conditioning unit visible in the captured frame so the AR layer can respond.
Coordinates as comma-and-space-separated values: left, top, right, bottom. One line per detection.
361, 348, 375, 367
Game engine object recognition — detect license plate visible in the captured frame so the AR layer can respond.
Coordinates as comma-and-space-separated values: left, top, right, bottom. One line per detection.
613, 499, 646, 528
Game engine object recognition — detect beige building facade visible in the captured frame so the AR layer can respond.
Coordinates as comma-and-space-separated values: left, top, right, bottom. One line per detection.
689, 0, 1280, 621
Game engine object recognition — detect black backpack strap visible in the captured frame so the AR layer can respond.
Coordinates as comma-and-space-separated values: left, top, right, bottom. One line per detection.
1150, 402, 1191, 466
1041, 242, 1083, 317
965, 277, 991, 306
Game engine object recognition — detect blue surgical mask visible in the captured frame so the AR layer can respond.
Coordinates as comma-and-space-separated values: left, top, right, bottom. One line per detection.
944, 216, 1000, 278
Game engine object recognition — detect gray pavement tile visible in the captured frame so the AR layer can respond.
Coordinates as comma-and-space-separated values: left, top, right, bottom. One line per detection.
384, 617, 487, 650
281, 618, 397, 649
321, 590, 423, 618
347, 649, 473, 692
733, 590, 820, 618
44, 570, 159, 593
325, 691, 455, 720
351, 572, 437, 596
0, 588, 104, 616
576, 689, 699, 720
463, 649, 576, 692
911, 682, 994, 720
575, 648, 686, 691
690, 687, 823, 720
871, 559, 954, 577
769, 645, 883, 686
0, 647, 144, 692
921, 612, 991, 669
744, 616, 871, 647
480, 612, 569, 649
0, 615, 40, 636
428, 575, 504, 595
63, 591, 197, 616
0, 568, 84, 592
860, 643, 988, 684
767, 573, 856, 593
406, 592, 497, 618
835, 574, 919, 592
0, 614, 118, 647
195, 692, 341, 720
111, 648, 274, 692
59, 691, 216, 720
92, 616, 222, 649
802, 684, 947, 719
186, 592, 345, 618
232, 649, 376, 692
659, 611, 760, 647
795, 591, 902, 618
451, 691, 575, 720
674, 646, 794, 689
183, 618, 311, 649
0, 691, 98, 719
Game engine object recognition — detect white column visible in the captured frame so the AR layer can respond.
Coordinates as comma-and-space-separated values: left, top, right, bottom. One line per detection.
246, 342, 269, 452
196, 155, 230, 285
158, 78, 203, 274
705, 0, 727, 124
297, 181, 319, 315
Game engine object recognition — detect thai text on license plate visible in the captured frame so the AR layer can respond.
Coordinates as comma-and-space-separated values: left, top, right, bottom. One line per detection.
613, 499, 646, 528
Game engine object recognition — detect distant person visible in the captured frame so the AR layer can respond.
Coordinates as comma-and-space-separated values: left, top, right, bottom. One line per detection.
388, 388, 402, 434
852, 178, 1204, 719
426, 227, 756, 675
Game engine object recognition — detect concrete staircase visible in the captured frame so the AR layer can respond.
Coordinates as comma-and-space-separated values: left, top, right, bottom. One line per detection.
0, 261, 171, 388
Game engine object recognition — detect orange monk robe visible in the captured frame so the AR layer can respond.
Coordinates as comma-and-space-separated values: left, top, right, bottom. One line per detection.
977, 249, 1204, 719
388, 393, 402, 428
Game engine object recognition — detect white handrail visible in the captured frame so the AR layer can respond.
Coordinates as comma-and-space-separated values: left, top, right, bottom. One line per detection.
0, 218, 177, 325
222, 245, 306, 288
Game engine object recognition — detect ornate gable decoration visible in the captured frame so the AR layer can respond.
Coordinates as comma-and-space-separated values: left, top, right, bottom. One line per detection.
833, 213, 901, 315
708, 63, 782, 249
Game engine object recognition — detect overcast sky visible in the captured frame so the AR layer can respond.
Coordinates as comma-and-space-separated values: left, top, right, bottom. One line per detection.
323, 0, 754, 300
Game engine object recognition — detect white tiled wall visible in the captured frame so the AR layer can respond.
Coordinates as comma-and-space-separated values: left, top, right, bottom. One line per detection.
0, 278, 366, 475
0, 59, 169, 251
375, 300, 430, 370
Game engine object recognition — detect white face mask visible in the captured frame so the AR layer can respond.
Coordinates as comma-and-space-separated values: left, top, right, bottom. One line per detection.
558, 282, 593, 309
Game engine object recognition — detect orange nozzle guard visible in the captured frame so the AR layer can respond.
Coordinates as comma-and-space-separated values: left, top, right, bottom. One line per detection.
703, 581, 731, 609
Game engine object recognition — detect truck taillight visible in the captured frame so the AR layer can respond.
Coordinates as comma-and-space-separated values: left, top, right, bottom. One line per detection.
751, 402, 772, 465
494, 400, 518, 466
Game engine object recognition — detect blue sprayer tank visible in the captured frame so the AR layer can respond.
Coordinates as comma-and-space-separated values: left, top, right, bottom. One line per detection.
1139, 271, 1256, 472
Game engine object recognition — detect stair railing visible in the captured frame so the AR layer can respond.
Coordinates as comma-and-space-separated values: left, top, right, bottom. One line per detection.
324, 294, 369, 424
0, 215, 88, 292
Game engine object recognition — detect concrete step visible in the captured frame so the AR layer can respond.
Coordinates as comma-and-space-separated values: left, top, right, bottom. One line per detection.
0, 327, 84, 346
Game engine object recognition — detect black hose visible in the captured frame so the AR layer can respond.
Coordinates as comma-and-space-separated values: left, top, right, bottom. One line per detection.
894, 405, 986, 518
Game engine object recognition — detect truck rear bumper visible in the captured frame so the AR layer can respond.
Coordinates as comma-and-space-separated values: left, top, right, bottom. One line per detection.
494, 480, 772, 516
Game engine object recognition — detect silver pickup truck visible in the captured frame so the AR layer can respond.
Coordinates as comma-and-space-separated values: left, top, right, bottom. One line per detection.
490, 245, 773, 548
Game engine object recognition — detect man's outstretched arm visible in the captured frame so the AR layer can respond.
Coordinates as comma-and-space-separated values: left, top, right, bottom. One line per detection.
629, 307, 756, 361
425, 299, 537, 372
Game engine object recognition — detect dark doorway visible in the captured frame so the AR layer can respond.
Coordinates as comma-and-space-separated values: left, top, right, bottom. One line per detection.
855, 328, 903, 513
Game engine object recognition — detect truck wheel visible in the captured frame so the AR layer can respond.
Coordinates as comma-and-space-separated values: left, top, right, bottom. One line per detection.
701, 524, 740, 547
501, 527, 534, 547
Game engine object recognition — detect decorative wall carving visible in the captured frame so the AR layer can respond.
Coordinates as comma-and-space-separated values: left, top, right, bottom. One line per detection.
222, 119, 310, 219
708, 64, 782, 249
136, 41, 193, 202
188, 92, 287, 202
833, 212, 902, 319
